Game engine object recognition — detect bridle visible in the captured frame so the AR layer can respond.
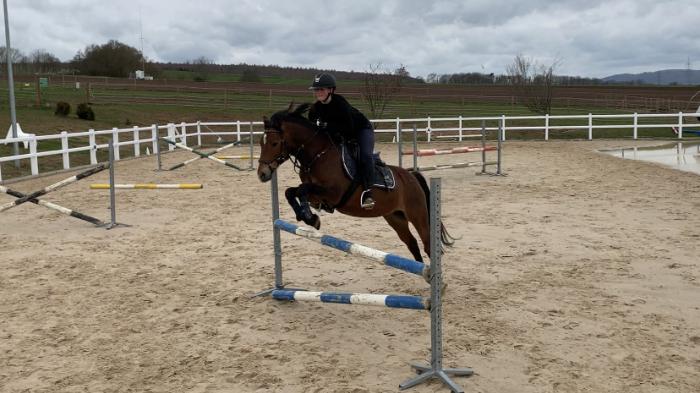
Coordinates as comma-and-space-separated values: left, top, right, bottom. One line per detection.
259, 128, 289, 169
260, 123, 334, 174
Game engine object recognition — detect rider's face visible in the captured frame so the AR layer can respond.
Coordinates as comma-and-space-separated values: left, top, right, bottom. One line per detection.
313, 88, 331, 102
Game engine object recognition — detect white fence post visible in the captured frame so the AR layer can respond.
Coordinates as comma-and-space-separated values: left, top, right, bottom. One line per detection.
588, 113, 593, 140
501, 114, 506, 141
197, 121, 202, 146
458, 115, 463, 141
29, 137, 38, 176
133, 126, 140, 157
236, 120, 241, 142
677, 112, 683, 139
151, 125, 159, 154
88, 128, 97, 164
112, 127, 121, 160
395, 117, 400, 143
544, 114, 550, 141
633, 113, 638, 139
427, 116, 432, 142
61, 131, 70, 169
180, 122, 188, 146
167, 123, 176, 151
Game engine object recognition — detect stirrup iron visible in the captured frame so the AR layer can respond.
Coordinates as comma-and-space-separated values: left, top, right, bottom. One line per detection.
360, 189, 375, 210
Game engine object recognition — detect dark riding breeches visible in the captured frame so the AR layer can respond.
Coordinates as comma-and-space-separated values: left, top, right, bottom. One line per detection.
357, 127, 375, 189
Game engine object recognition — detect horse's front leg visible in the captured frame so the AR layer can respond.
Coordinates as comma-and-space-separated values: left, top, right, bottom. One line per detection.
284, 185, 321, 229
295, 183, 324, 229
284, 186, 307, 222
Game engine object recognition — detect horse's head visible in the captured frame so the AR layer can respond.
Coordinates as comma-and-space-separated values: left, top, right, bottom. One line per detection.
257, 103, 313, 182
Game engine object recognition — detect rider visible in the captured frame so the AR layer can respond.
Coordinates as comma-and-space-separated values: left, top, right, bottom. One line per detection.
308, 73, 376, 210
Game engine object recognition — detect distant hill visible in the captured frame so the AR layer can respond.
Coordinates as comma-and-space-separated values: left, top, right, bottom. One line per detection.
603, 69, 700, 85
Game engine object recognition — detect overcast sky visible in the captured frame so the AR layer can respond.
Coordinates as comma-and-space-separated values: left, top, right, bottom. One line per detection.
5, 0, 700, 78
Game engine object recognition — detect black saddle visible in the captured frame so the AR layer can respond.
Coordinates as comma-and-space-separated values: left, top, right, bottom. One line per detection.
340, 144, 395, 190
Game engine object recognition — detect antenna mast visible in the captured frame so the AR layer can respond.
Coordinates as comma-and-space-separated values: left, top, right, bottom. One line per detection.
139, 6, 145, 74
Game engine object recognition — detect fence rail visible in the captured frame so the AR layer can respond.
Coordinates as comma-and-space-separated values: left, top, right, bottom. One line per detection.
1, 112, 700, 182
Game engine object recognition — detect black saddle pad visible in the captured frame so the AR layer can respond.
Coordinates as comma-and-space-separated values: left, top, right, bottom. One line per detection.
341, 144, 395, 190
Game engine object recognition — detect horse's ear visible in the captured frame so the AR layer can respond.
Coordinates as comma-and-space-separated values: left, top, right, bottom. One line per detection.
263, 116, 270, 129
287, 101, 295, 113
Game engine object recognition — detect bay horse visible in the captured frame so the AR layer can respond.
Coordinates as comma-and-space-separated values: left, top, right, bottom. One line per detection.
257, 104, 454, 263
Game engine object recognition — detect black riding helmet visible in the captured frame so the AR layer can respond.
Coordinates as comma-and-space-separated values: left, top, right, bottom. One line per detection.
309, 73, 336, 90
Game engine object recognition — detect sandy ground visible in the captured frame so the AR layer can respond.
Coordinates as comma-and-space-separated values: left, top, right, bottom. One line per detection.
1, 140, 699, 393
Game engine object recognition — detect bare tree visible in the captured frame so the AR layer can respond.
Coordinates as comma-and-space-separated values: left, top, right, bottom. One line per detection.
0, 46, 26, 64
191, 56, 213, 82
506, 54, 560, 115
361, 63, 403, 118
30, 49, 60, 73
0, 46, 29, 73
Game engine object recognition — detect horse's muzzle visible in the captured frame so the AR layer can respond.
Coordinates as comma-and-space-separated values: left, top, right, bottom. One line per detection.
257, 162, 276, 182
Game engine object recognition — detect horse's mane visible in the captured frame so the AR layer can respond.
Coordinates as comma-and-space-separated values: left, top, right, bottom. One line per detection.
269, 103, 315, 131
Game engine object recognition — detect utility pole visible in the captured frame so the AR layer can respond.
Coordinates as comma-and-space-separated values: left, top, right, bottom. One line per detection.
3, 0, 20, 168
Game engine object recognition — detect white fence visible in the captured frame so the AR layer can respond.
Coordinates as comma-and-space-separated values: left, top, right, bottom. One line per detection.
1, 111, 699, 182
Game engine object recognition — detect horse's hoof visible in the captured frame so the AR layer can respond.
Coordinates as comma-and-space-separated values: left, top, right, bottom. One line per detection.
311, 215, 321, 230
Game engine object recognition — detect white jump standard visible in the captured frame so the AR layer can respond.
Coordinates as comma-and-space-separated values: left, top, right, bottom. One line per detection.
257, 172, 473, 392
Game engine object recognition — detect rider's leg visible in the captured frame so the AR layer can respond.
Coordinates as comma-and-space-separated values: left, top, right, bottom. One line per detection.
357, 127, 375, 209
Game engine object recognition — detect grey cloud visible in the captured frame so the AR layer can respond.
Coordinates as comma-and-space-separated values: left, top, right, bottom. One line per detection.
4, 0, 700, 78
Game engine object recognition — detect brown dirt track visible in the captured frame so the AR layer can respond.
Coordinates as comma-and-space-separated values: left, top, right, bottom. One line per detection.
1, 140, 699, 393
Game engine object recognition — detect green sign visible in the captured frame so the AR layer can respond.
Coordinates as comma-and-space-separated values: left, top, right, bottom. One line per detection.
39, 78, 48, 88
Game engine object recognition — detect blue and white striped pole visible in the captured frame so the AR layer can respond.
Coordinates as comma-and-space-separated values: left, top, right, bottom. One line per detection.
272, 289, 429, 310
274, 219, 429, 279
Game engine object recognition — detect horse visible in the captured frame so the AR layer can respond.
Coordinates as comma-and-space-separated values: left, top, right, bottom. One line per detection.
257, 103, 454, 263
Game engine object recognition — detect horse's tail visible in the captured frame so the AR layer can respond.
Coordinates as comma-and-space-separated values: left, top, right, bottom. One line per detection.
410, 171, 456, 251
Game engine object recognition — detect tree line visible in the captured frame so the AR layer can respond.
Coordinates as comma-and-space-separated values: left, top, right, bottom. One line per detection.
0, 47, 61, 74
0, 39, 644, 89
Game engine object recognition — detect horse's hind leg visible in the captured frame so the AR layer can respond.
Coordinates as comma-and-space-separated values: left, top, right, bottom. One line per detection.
383, 211, 423, 262
404, 203, 432, 260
